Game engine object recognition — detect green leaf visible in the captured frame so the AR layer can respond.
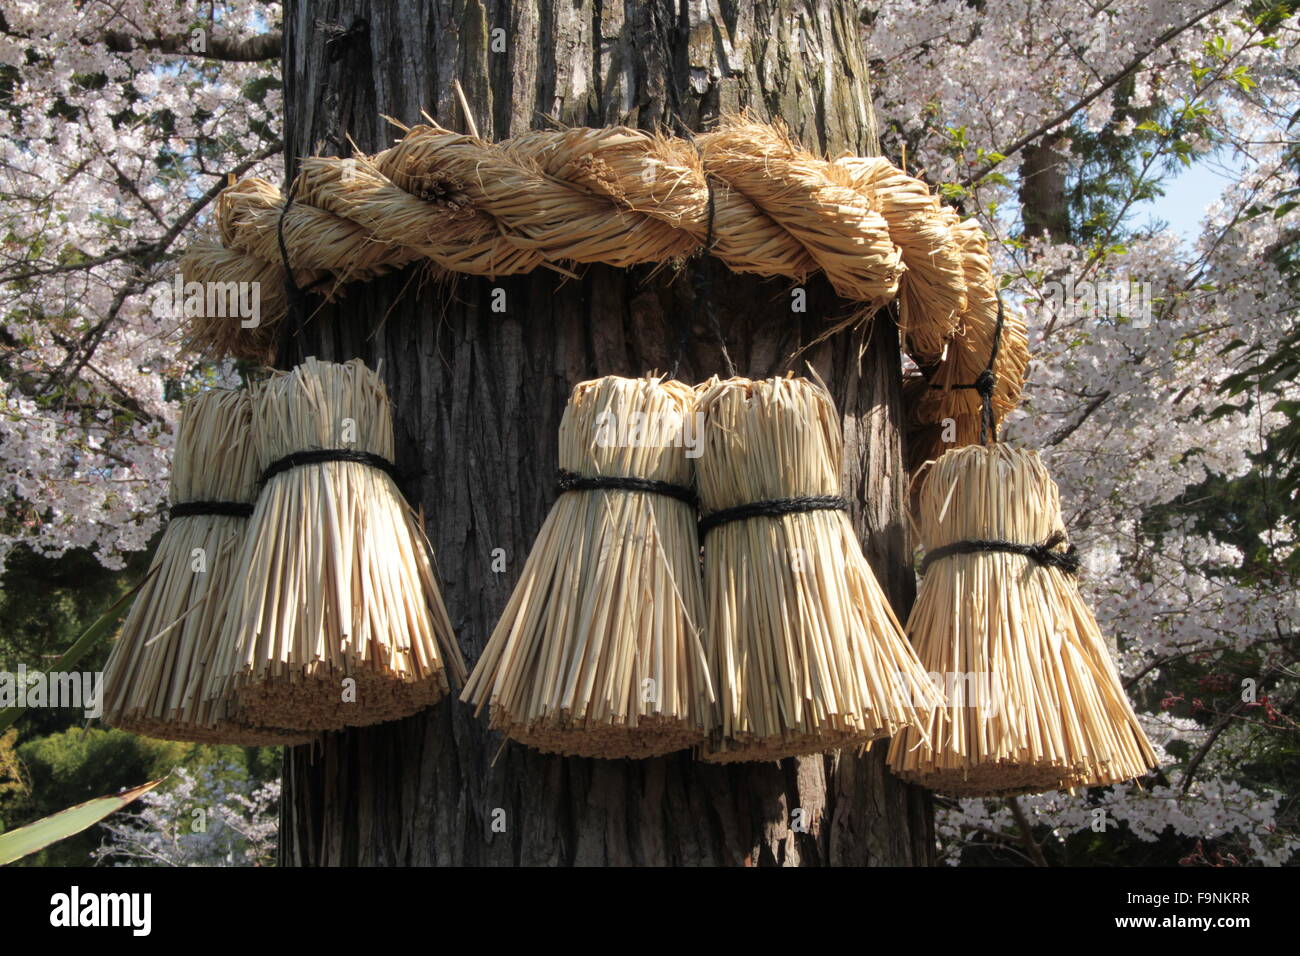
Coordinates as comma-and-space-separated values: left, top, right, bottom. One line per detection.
0, 569, 154, 734
0, 778, 163, 865
938, 182, 968, 202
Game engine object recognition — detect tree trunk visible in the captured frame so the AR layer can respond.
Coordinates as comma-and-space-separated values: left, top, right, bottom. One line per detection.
278, 0, 934, 866
1020, 133, 1071, 244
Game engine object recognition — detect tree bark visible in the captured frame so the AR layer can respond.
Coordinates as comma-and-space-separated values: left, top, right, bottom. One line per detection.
1019, 133, 1071, 244
278, 0, 933, 867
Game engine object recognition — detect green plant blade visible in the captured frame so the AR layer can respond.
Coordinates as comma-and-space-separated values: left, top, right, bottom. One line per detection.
0, 567, 155, 734
0, 778, 163, 865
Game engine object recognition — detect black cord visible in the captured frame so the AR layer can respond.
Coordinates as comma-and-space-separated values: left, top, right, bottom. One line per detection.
556, 469, 695, 506
259, 449, 399, 486
699, 495, 848, 536
691, 173, 735, 379
273, 182, 310, 370
928, 287, 1006, 445
169, 501, 254, 519
919, 529, 1080, 576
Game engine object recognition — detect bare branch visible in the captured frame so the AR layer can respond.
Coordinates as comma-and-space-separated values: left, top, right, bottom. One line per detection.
1005, 796, 1050, 867
960, 0, 1237, 187
101, 29, 283, 63
1044, 390, 1111, 447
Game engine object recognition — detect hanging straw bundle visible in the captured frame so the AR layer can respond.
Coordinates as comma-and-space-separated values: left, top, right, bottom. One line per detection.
887, 443, 1157, 795
462, 375, 714, 759
695, 375, 940, 763
207, 357, 465, 731
102, 389, 314, 746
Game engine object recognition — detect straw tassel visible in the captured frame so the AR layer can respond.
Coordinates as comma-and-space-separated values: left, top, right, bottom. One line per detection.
695, 375, 940, 763
207, 357, 465, 731
887, 443, 1158, 795
102, 389, 315, 746
462, 375, 714, 759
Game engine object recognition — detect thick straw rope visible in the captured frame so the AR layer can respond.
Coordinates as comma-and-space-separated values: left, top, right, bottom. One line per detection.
180, 117, 1027, 440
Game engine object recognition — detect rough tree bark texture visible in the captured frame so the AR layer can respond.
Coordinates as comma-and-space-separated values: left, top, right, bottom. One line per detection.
279, 0, 934, 866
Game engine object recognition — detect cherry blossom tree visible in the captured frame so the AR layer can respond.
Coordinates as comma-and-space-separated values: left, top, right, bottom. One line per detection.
869, 0, 1299, 864
0, 1, 282, 568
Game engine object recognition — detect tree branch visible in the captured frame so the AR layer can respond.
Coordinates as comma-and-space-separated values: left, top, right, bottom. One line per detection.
960, 0, 1237, 187
102, 29, 283, 63
1005, 796, 1050, 867
1044, 390, 1111, 447
4, 140, 280, 285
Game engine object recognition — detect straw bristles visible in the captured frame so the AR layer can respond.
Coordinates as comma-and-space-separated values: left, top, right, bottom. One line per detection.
217, 178, 421, 284
101, 389, 316, 746
376, 125, 699, 271
462, 375, 714, 759
903, 406, 988, 475
695, 375, 940, 763
207, 357, 465, 731
697, 122, 903, 304
295, 153, 488, 252
913, 224, 1030, 429
886, 444, 1158, 795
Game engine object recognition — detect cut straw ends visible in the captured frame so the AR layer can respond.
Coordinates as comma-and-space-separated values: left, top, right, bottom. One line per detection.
694, 374, 940, 763
887, 443, 1158, 795
462, 374, 714, 759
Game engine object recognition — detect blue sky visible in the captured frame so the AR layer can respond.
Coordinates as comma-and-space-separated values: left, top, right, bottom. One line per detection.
1139, 146, 1245, 245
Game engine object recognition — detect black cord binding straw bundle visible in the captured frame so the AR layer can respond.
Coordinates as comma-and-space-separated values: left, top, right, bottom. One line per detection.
463, 375, 715, 759
888, 300, 1156, 794
694, 373, 939, 762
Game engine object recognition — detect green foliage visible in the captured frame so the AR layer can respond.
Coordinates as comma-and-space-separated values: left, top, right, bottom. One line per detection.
6, 726, 281, 866
0, 778, 161, 866
1064, 77, 1188, 249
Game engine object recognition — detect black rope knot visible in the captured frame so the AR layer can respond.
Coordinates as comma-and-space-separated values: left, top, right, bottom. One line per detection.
259, 449, 400, 487
556, 469, 695, 506
919, 529, 1081, 576
699, 495, 848, 536
923, 289, 1006, 445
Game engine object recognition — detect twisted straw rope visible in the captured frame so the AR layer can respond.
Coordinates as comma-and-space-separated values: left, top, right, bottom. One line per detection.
181, 117, 1028, 438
